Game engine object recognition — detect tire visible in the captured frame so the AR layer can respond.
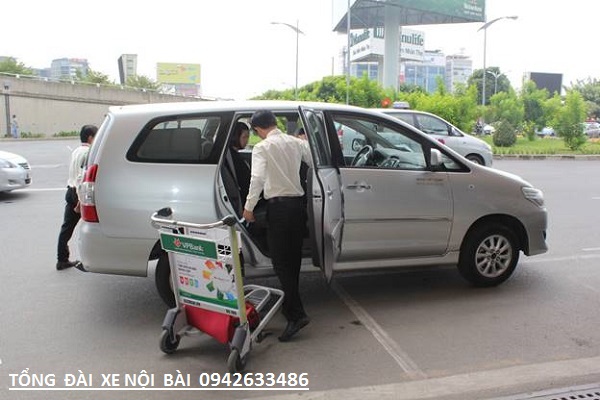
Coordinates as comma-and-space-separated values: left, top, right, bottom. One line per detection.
159, 329, 180, 354
155, 251, 176, 308
227, 348, 246, 373
466, 154, 484, 165
458, 223, 519, 287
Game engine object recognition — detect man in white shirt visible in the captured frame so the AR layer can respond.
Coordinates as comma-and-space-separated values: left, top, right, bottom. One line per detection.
243, 110, 312, 342
56, 124, 97, 270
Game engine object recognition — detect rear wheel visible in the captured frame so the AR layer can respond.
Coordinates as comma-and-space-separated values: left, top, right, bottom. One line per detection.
155, 251, 175, 308
458, 223, 519, 287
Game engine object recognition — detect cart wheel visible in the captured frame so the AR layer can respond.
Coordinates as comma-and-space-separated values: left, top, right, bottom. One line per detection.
227, 348, 246, 373
160, 330, 180, 354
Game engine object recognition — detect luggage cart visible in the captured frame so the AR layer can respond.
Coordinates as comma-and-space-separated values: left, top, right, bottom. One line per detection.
150, 207, 284, 372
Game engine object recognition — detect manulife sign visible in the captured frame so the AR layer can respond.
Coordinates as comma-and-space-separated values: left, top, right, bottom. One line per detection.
350, 28, 426, 62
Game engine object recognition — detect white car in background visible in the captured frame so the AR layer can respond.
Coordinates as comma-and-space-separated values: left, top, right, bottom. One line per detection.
375, 109, 494, 166
0, 150, 31, 192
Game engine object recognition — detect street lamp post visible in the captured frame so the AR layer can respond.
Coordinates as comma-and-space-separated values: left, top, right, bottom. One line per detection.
271, 20, 304, 100
486, 70, 502, 96
3, 82, 10, 138
478, 15, 518, 106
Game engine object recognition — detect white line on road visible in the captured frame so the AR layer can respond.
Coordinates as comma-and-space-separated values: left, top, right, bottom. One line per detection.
20, 188, 65, 192
31, 164, 62, 169
582, 247, 600, 252
332, 281, 426, 379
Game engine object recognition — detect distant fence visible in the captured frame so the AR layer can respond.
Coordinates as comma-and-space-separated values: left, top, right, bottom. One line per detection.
0, 74, 214, 137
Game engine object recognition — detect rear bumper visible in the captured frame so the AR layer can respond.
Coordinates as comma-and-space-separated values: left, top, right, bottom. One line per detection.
77, 222, 154, 277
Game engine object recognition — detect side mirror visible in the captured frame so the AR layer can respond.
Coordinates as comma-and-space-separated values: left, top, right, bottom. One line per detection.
430, 149, 443, 168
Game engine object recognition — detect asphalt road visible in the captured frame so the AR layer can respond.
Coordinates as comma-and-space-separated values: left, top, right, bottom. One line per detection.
1, 139, 599, 400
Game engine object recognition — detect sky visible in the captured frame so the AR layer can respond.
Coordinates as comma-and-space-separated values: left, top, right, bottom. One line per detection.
2, 0, 598, 100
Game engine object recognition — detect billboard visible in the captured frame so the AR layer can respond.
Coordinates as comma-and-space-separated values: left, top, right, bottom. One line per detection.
350, 27, 425, 62
526, 72, 563, 95
157, 63, 201, 84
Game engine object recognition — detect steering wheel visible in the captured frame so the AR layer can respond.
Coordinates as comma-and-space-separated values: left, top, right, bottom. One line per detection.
351, 145, 374, 167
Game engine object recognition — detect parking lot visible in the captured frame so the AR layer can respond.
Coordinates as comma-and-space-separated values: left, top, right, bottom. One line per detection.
1, 139, 600, 400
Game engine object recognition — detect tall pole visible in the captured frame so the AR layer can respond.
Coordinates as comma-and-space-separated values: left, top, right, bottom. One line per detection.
271, 21, 304, 99
481, 28, 487, 106
3, 82, 10, 138
295, 19, 300, 100
478, 16, 518, 106
346, 0, 351, 104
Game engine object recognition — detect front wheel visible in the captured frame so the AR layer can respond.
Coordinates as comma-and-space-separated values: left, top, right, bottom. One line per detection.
466, 154, 484, 165
227, 348, 246, 373
458, 223, 519, 287
159, 329, 180, 354
155, 251, 176, 308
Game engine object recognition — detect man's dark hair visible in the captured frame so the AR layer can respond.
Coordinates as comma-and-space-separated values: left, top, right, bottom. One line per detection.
80, 124, 98, 143
250, 110, 277, 129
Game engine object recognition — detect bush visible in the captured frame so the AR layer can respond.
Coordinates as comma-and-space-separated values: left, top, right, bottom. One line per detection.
19, 131, 44, 138
492, 120, 517, 147
53, 130, 79, 137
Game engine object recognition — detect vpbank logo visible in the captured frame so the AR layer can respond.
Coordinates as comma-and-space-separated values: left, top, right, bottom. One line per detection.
173, 238, 182, 248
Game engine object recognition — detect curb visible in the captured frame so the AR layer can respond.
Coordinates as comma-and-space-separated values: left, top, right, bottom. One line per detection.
494, 154, 600, 161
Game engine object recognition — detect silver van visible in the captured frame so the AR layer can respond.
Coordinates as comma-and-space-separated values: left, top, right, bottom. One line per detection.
78, 101, 547, 305
375, 109, 493, 166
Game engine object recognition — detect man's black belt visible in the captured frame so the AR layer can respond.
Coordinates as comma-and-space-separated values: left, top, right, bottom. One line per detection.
267, 196, 303, 204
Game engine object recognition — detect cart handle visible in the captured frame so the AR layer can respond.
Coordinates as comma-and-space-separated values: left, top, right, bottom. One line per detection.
150, 207, 239, 230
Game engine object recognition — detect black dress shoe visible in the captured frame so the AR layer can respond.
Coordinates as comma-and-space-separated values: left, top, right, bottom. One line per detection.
278, 316, 310, 342
56, 260, 80, 271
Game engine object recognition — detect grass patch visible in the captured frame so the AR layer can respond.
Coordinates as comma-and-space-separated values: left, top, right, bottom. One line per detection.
481, 135, 600, 155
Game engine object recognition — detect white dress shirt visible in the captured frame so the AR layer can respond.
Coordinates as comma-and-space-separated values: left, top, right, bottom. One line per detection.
244, 128, 312, 212
67, 143, 90, 194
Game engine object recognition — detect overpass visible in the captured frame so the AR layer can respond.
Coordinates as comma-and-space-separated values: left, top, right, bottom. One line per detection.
1, 74, 209, 137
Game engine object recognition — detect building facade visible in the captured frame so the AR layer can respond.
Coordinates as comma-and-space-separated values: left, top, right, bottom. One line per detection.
445, 54, 473, 93
50, 58, 89, 80
118, 54, 138, 85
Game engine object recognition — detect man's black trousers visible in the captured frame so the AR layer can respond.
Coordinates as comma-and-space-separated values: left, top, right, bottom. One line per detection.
266, 197, 307, 322
57, 186, 80, 262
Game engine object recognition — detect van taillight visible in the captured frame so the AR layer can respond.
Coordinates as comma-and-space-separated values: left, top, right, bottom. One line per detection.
81, 164, 99, 223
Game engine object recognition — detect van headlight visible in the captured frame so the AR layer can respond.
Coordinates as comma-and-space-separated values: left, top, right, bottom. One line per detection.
522, 187, 545, 207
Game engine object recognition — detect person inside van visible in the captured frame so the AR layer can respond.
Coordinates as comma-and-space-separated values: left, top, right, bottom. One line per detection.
229, 121, 251, 205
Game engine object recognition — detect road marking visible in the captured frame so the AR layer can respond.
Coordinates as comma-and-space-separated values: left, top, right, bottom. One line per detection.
582, 247, 600, 252
524, 253, 600, 264
593, 197, 600, 200
31, 164, 62, 169
20, 188, 65, 192
332, 281, 426, 379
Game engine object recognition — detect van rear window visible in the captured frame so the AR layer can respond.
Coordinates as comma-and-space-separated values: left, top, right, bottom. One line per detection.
127, 116, 224, 164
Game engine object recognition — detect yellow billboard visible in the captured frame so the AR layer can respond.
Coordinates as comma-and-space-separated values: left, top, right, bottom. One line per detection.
157, 63, 201, 84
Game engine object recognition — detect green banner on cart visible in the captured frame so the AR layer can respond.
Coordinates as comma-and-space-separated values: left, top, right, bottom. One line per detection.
160, 233, 218, 259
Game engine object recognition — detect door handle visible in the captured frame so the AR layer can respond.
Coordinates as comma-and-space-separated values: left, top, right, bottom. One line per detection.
346, 182, 372, 190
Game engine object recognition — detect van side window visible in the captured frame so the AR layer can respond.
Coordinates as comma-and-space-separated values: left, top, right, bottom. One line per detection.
127, 116, 222, 164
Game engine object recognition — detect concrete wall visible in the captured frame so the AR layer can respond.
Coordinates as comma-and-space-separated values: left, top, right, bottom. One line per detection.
0, 76, 202, 137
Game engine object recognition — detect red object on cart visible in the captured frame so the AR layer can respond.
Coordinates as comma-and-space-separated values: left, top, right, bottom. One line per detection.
184, 303, 260, 344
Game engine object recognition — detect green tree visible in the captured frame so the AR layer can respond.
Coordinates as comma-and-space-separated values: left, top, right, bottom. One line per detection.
75, 68, 113, 85
521, 80, 549, 128
484, 89, 523, 130
0, 57, 32, 75
569, 78, 600, 119
555, 90, 587, 150
467, 67, 511, 105
126, 75, 160, 90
